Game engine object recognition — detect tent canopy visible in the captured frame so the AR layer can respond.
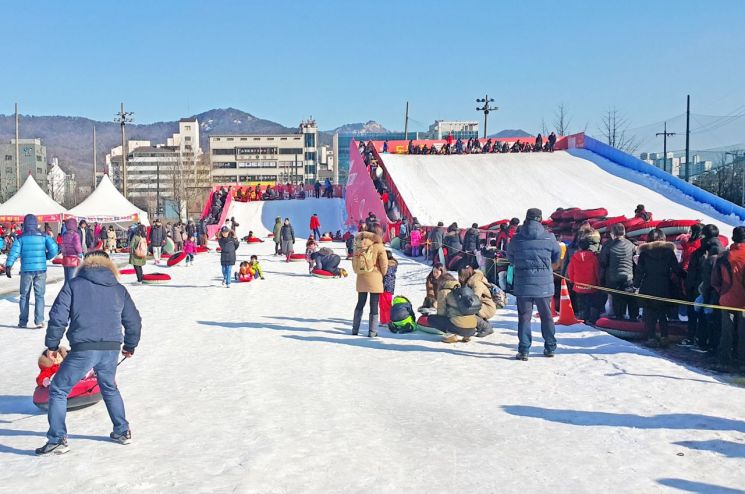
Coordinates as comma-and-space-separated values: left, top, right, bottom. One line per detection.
67, 174, 149, 226
0, 174, 67, 222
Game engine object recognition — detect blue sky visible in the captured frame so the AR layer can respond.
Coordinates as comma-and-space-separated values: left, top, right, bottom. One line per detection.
2, 0, 744, 137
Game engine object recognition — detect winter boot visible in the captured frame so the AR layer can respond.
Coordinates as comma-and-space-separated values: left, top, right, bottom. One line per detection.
368, 313, 379, 337
475, 318, 493, 338
352, 309, 363, 336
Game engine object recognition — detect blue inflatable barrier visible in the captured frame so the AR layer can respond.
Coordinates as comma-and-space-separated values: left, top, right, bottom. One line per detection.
582, 135, 745, 223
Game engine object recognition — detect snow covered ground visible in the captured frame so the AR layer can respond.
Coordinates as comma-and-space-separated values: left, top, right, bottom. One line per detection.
1, 236, 745, 493
228, 198, 348, 239
382, 151, 741, 236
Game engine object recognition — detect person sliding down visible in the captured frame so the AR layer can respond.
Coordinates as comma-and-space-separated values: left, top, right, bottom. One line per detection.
245, 255, 263, 280
634, 204, 653, 221
311, 247, 346, 277
234, 261, 254, 283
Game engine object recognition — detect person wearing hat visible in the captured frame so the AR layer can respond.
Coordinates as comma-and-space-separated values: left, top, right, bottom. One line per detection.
36, 250, 142, 455
5, 214, 59, 328
217, 226, 240, 287
507, 208, 562, 360
634, 204, 653, 221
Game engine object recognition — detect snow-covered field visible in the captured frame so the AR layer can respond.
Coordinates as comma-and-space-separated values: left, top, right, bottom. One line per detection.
382, 151, 741, 236
1, 235, 745, 493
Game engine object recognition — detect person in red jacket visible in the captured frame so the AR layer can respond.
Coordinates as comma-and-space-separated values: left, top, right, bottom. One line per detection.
567, 237, 601, 323
310, 214, 321, 240
711, 226, 745, 367
36, 347, 69, 387
678, 224, 703, 271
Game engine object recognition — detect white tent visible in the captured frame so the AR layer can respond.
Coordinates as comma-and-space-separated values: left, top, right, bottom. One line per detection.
68, 174, 149, 226
0, 174, 67, 222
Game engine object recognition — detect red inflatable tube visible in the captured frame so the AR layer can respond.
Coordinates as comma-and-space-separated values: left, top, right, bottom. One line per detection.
626, 221, 661, 237
95, 240, 103, 250
319, 238, 333, 243
196, 246, 210, 253
33, 375, 102, 411
591, 215, 627, 232
267, 233, 274, 238
161, 253, 172, 259
622, 217, 645, 229
289, 253, 306, 262
311, 269, 336, 278
216, 247, 222, 252
595, 317, 686, 340
573, 208, 608, 221
657, 219, 700, 236
142, 273, 171, 284
245, 237, 264, 243
118, 247, 130, 254
52, 257, 63, 265
417, 315, 430, 327
480, 219, 510, 230
119, 268, 136, 275
167, 251, 187, 267
558, 208, 581, 221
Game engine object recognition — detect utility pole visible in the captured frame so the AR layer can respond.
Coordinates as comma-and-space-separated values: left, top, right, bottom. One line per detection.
476, 94, 497, 139
404, 102, 409, 141
685, 95, 691, 182
115, 103, 134, 197
92, 125, 97, 189
15, 103, 20, 190
725, 151, 745, 206
655, 122, 676, 174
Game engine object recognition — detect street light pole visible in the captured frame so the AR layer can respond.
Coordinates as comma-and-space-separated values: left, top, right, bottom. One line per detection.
476, 95, 498, 139
655, 121, 676, 174
115, 103, 134, 197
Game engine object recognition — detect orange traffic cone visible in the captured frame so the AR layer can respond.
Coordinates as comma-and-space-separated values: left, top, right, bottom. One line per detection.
536, 296, 558, 319
556, 278, 583, 326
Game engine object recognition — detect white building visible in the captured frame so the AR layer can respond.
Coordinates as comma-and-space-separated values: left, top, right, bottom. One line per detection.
106, 118, 208, 216
640, 152, 712, 179
427, 120, 479, 139
46, 157, 77, 207
209, 119, 319, 185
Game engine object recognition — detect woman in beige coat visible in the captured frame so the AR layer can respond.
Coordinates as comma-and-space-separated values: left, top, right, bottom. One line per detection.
352, 231, 388, 336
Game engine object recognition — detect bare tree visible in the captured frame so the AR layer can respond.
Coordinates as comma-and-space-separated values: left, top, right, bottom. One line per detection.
553, 104, 572, 136
599, 108, 639, 154
540, 118, 549, 137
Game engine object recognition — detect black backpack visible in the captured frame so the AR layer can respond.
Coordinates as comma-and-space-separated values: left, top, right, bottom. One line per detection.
452, 285, 482, 315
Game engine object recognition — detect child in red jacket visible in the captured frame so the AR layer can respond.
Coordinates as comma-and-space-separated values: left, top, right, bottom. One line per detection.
567, 238, 601, 323
36, 347, 69, 387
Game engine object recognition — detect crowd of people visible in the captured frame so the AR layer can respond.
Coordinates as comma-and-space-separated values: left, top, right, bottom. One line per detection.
381, 206, 745, 368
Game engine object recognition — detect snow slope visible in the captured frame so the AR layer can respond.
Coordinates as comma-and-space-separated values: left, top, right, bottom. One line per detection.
227, 198, 347, 239
382, 150, 741, 236
1, 237, 745, 492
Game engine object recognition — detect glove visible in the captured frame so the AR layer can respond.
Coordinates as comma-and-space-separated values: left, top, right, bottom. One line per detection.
704, 307, 713, 315
694, 295, 704, 313
5, 268, 11, 278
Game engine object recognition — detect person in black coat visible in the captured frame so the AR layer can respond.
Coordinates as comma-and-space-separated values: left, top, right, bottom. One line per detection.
217, 226, 239, 287
428, 222, 446, 265
633, 229, 684, 345
280, 219, 296, 261
78, 220, 95, 253
599, 223, 638, 320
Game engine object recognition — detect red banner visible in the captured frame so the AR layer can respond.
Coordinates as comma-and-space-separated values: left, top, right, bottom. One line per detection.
0, 214, 63, 223
345, 141, 389, 238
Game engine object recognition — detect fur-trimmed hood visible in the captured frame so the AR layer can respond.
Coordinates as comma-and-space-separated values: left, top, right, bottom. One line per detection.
76, 255, 119, 285
355, 231, 382, 250
638, 241, 675, 253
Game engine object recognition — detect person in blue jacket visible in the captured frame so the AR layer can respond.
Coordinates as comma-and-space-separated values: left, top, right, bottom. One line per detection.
4, 214, 59, 328
507, 208, 562, 361
35, 250, 142, 455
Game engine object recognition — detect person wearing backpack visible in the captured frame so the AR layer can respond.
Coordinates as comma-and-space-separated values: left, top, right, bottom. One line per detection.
351, 231, 388, 337
129, 225, 148, 283
458, 264, 497, 337
507, 208, 561, 360
427, 273, 479, 343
